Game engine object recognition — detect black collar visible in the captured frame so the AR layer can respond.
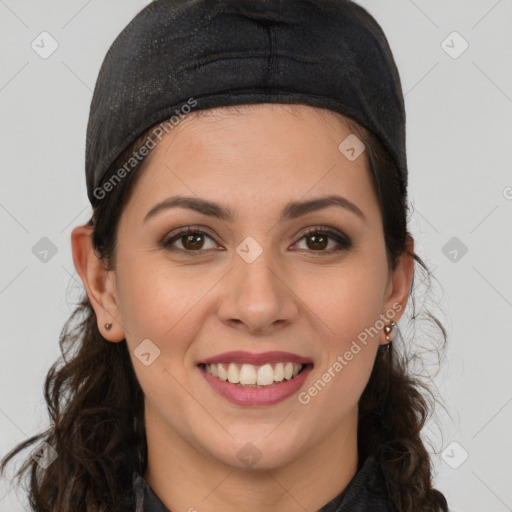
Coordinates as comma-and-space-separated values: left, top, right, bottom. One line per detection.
134, 455, 389, 511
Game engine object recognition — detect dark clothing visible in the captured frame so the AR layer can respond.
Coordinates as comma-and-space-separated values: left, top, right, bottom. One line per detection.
133, 455, 389, 511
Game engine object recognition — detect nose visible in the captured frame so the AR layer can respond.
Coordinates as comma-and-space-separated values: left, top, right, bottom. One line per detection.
216, 247, 299, 335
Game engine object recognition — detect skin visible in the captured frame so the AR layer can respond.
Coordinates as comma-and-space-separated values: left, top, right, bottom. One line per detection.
72, 104, 414, 512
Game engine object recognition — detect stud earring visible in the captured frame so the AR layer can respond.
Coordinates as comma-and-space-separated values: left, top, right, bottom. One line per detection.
105, 322, 112, 330
383, 321, 397, 343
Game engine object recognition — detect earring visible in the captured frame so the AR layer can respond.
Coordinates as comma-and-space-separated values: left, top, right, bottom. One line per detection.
105, 322, 112, 330
384, 321, 397, 343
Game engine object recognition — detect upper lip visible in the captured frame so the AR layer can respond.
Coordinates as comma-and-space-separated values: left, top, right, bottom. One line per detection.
197, 350, 313, 366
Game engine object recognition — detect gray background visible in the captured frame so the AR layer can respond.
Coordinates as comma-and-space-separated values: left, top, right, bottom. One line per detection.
1, 1, 511, 510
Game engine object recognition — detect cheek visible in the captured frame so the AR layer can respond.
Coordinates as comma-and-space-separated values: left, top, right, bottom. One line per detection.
115, 257, 203, 345
296, 260, 386, 403
116, 259, 204, 406
302, 261, 387, 342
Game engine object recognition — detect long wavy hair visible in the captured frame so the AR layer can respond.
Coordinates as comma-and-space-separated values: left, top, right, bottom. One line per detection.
1, 105, 449, 512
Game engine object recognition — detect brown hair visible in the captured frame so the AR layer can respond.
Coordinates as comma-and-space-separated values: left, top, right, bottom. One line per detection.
1, 104, 448, 511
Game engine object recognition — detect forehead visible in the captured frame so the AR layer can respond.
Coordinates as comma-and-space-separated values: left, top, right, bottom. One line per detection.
121, 103, 378, 223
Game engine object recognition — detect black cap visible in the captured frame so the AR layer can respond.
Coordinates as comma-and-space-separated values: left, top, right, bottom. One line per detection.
86, 0, 407, 207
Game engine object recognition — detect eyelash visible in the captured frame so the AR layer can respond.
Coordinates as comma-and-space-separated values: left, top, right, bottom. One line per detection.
160, 225, 352, 255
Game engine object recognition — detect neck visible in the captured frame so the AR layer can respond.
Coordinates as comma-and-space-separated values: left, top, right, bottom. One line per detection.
143, 406, 359, 512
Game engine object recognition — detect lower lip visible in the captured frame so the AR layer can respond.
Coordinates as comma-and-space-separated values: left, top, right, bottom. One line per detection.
200, 365, 313, 406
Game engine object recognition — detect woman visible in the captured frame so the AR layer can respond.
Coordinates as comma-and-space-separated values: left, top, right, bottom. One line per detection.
1, 1, 449, 511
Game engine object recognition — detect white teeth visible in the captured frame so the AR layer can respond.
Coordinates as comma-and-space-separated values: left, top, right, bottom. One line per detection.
227, 363, 240, 383
274, 362, 285, 382
204, 362, 304, 387
239, 364, 257, 385
218, 364, 228, 381
257, 364, 274, 385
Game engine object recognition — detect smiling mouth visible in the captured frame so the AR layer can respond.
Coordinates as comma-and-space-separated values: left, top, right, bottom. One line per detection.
198, 362, 312, 388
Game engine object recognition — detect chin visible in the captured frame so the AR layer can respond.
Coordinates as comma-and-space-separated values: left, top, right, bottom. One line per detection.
205, 430, 307, 471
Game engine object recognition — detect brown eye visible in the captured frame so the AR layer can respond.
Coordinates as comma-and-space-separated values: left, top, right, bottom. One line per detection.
294, 229, 352, 253
162, 229, 217, 252
161, 226, 351, 255
181, 232, 206, 250
305, 233, 329, 251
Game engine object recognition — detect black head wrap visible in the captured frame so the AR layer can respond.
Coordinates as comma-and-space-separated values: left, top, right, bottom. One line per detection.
85, 0, 407, 208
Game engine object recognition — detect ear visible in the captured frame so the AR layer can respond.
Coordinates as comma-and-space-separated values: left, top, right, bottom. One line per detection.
381, 234, 415, 344
71, 224, 125, 342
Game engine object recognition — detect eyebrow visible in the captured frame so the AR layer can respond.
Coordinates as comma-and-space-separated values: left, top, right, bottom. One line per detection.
143, 194, 366, 224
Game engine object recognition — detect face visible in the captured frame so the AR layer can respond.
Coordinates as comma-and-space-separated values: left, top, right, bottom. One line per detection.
92, 104, 409, 471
